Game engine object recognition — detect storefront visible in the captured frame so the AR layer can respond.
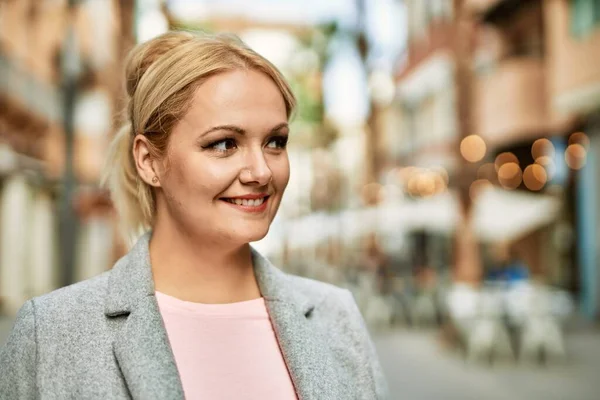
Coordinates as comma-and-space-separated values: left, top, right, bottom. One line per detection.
575, 114, 600, 319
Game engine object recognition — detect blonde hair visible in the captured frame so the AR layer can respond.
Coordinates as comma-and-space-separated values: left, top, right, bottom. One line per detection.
103, 31, 296, 242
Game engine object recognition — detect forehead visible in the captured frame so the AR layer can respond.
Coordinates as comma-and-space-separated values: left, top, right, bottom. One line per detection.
184, 69, 287, 129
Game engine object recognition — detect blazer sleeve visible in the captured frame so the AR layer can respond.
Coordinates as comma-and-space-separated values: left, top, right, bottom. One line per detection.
0, 300, 38, 399
341, 289, 389, 399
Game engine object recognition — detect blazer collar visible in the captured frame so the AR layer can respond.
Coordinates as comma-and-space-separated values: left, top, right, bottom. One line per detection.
106, 232, 340, 400
104, 232, 316, 316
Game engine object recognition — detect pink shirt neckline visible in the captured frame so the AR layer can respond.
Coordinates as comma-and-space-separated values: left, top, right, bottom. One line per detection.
155, 291, 267, 318
155, 290, 299, 399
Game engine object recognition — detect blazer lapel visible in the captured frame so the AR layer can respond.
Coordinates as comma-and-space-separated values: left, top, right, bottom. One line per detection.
105, 233, 343, 400
106, 233, 184, 400
112, 296, 184, 400
252, 250, 345, 400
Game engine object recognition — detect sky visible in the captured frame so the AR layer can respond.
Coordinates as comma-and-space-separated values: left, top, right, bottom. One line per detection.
157, 0, 407, 127
166, 0, 406, 60
167, 0, 358, 26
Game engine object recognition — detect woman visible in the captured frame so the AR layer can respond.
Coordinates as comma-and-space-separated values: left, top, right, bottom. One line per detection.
0, 32, 387, 399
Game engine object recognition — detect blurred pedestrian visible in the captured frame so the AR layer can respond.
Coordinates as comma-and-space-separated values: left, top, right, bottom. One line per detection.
486, 245, 530, 287
0, 31, 387, 400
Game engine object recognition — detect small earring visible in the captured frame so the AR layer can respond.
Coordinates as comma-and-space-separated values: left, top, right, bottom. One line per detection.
152, 176, 159, 184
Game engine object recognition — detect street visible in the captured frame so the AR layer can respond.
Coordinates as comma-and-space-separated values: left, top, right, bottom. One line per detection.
374, 328, 600, 400
2, 316, 599, 400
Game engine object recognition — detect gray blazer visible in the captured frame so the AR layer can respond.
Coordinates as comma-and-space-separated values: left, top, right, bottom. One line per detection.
1, 233, 388, 399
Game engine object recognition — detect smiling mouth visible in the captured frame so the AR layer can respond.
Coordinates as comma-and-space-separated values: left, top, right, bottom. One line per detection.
219, 195, 270, 211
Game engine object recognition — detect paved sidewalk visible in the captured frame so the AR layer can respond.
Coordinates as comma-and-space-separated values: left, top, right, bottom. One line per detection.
373, 328, 600, 400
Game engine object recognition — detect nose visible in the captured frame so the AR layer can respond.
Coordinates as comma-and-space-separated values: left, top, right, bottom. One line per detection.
239, 148, 272, 186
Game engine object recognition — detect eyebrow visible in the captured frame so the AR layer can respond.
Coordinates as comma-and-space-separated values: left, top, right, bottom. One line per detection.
200, 122, 289, 137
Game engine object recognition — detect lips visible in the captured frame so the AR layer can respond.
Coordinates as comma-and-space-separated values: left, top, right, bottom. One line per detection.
222, 197, 267, 207
219, 195, 270, 213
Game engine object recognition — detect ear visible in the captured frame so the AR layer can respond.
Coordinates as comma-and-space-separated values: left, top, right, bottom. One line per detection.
133, 134, 161, 187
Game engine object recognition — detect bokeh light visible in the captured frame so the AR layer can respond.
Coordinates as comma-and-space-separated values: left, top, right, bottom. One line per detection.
417, 172, 437, 197
495, 152, 519, 172
460, 135, 487, 163
531, 138, 555, 160
498, 162, 522, 190
407, 174, 421, 197
397, 166, 417, 184
404, 168, 448, 198
523, 164, 547, 191
565, 143, 587, 170
569, 132, 590, 149
535, 155, 556, 179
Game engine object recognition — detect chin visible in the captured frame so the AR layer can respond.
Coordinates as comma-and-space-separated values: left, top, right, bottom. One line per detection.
244, 229, 270, 244
229, 224, 270, 244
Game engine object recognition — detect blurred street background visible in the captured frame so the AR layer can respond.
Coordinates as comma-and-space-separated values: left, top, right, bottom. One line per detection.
1, 0, 600, 399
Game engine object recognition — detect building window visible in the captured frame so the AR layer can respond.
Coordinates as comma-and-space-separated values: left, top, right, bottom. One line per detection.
571, 0, 600, 37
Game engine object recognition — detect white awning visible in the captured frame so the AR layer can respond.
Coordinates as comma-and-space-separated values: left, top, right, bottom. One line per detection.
278, 187, 562, 250
396, 187, 561, 242
473, 187, 561, 242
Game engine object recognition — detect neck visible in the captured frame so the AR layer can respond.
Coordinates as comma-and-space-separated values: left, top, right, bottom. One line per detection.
149, 218, 261, 304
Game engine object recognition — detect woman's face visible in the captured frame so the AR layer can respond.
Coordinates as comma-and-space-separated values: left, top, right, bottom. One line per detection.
155, 69, 290, 244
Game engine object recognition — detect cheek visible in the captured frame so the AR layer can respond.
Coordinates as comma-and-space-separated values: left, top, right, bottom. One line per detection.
271, 155, 290, 189
168, 155, 238, 199
200, 163, 239, 191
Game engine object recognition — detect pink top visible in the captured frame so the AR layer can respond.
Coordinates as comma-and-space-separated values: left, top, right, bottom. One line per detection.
155, 292, 298, 400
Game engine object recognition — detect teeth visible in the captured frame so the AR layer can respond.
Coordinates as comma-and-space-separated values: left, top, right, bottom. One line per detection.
226, 197, 266, 206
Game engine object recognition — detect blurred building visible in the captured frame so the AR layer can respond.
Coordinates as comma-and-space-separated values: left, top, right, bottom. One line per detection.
0, 0, 135, 315
390, 0, 600, 318
470, 0, 600, 318
389, 0, 457, 278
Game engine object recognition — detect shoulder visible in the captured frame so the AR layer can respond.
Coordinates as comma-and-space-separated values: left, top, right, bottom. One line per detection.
5, 263, 125, 357
0, 265, 120, 396
32, 253, 131, 315
284, 272, 389, 397
1, 268, 111, 364
31, 269, 111, 316
17, 255, 127, 334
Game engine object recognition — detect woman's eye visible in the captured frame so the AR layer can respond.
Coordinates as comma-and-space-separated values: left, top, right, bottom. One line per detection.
266, 136, 288, 149
208, 139, 237, 152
